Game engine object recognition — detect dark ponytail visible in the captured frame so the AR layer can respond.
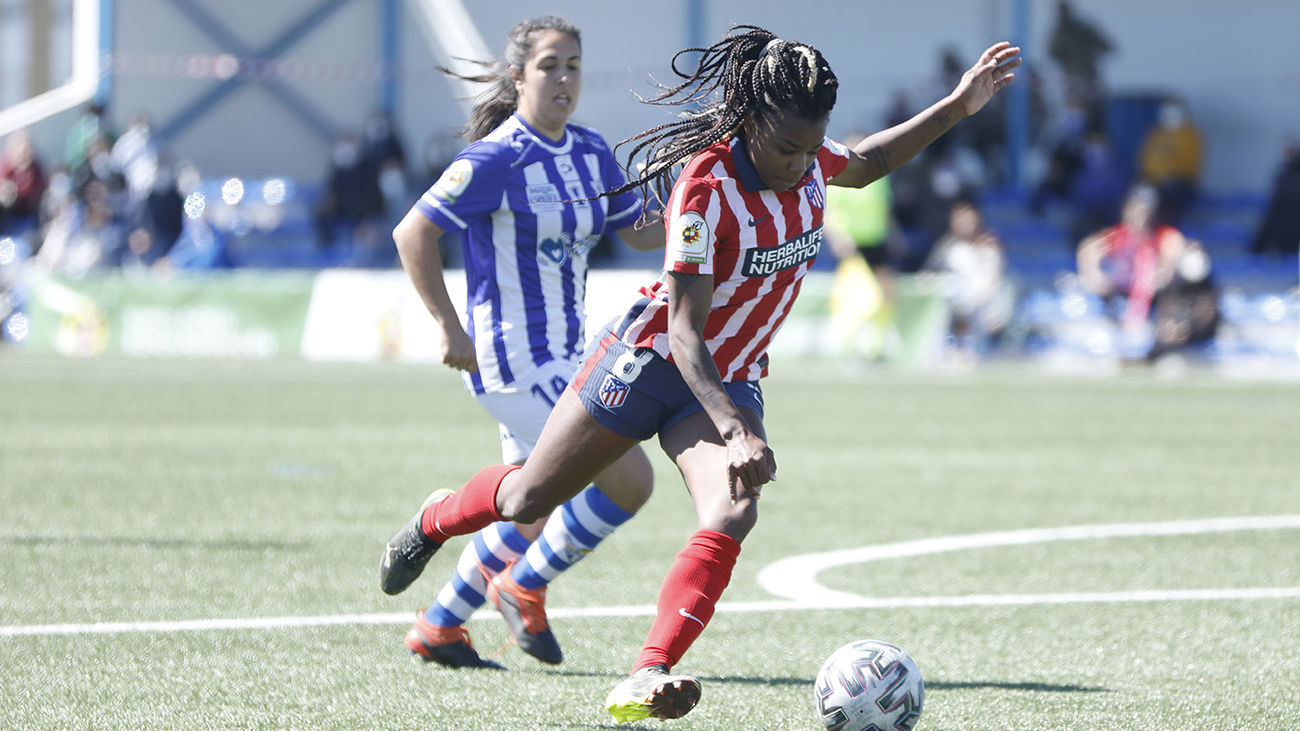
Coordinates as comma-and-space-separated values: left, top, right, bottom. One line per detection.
442, 15, 581, 141
607, 25, 838, 208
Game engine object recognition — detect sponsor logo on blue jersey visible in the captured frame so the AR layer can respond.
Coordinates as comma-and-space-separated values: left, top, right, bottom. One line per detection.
526, 183, 564, 212
741, 226, 822, 277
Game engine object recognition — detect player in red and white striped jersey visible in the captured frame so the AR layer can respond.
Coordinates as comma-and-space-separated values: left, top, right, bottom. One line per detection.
616, 135, 851, 382
379, 24, 1019, 722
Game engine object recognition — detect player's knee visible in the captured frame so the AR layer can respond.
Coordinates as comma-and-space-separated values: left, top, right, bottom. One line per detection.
700, 500, 758, 541
595, 451, 655, 513
497, 481, 558, 524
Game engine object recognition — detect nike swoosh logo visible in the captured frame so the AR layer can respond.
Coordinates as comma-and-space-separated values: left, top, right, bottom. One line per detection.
747, 214, 770, 227
678, 608, 705, 627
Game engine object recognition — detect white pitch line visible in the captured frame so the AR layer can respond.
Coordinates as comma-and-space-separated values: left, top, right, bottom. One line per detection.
3, 587, 1299, 639
4, 515, 1299, 639
757, 515, 1300, 605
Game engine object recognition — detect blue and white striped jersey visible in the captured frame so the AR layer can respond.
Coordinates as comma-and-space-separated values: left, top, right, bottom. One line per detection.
416, 113, 641, 394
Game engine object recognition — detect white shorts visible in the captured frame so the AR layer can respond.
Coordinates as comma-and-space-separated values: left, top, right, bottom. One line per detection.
473, 357, 581, 464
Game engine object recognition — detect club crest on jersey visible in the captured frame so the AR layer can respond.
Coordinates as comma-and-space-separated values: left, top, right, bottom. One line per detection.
539, 238, 567, 264
598, 375, 630, 408
670, 211, 710, 264
741, 226, 823, 277
803, 178, 825, 209
431, 158, 473, 202
539, 233, 600, 264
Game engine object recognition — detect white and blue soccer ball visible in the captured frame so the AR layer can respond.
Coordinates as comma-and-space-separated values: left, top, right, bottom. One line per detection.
814, 639, 924, 731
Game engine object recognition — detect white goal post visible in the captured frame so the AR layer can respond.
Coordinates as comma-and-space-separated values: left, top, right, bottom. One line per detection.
0, 0, 100, 139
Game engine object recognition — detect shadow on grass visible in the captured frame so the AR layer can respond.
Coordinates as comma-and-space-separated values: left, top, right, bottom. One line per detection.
538, 668, 1106, 695
926, 680, 1110, 693
0, 534, 310, 552
508, 671, 1110, 729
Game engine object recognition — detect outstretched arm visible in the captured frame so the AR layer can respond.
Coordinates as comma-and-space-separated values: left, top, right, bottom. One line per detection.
833, 42, 1021, 188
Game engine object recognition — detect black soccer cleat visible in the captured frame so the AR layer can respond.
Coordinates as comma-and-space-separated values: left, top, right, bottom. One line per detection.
379, 489, 452, 595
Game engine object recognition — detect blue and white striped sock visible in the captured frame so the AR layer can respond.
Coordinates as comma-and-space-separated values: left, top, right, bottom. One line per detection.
425, 522, 530, 627
511, 485, 634, 590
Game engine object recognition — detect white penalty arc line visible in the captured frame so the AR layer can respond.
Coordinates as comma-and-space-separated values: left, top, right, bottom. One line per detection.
757, 514, 1300, 605
4, 515, 1299, 639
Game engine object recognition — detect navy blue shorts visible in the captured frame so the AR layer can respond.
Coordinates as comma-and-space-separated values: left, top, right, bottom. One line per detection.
570, 327, 764, 441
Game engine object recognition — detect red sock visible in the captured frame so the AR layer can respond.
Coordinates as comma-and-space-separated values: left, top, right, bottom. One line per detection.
634, 529, 741, 671
421, 464, 514, 542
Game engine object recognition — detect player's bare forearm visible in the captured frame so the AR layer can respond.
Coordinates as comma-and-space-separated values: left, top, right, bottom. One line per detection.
837, 42, 1018, 188
666, 271, 752, 440
671, 325, 750, 439
852, 95, 964, 182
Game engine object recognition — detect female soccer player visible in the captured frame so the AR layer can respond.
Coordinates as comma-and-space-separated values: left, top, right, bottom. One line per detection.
382, 25, 1019, 720
384, 15, 663, 669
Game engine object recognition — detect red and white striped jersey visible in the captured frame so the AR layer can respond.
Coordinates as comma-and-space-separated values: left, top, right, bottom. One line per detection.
615, 135, 851, 381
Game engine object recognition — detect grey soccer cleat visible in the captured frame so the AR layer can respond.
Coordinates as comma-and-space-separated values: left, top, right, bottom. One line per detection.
379, 489, 453, 595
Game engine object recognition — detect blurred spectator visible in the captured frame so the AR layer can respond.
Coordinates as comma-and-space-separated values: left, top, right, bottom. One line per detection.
1138, 97, 1203, 225
1248, 137, 1300, 256
0, 130, 48, 235
363, 111, 410, 267
1076, 186, 1188, 341
1028, 102, 1088, 216
921, 199, 1014, 360
156, 187, 233, 271
72, 134, 122, 198
1065, 130, 1130, 249
63, 102, 113, 171
36, 179, 124, 276
314, 129, 385, 260
110, 112, 160, 226
120, 156, 185, 269
907, 150, 979, 268
1048, 0, 1113, 130
363, 110, 408, 176
1146, 239, 1220, 362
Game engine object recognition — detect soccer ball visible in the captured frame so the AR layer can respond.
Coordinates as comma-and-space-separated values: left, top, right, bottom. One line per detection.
814, 639, 924, 731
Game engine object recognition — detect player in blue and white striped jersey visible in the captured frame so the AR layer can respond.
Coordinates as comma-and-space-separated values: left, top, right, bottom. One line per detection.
385, 15, 663, 669
414, 112, 637, 395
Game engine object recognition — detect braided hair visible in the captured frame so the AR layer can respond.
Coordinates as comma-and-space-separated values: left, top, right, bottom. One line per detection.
442, 16, 581, 141
608, 25, 839, 208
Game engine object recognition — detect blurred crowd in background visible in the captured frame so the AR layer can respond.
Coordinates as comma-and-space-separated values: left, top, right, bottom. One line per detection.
1, 1, 1296, 364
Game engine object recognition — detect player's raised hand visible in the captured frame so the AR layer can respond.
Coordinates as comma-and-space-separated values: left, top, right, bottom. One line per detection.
953, 41, 1021, 117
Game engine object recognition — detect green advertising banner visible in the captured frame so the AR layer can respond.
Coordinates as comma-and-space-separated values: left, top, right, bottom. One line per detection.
23, 271, 316, 359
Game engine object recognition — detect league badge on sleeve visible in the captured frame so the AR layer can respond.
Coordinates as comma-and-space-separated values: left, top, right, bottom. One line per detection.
431, 158, 474, 203
668, 211, 710, 265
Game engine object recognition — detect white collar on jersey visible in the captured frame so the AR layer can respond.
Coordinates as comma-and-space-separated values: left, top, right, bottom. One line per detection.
511, 112, 573, 155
